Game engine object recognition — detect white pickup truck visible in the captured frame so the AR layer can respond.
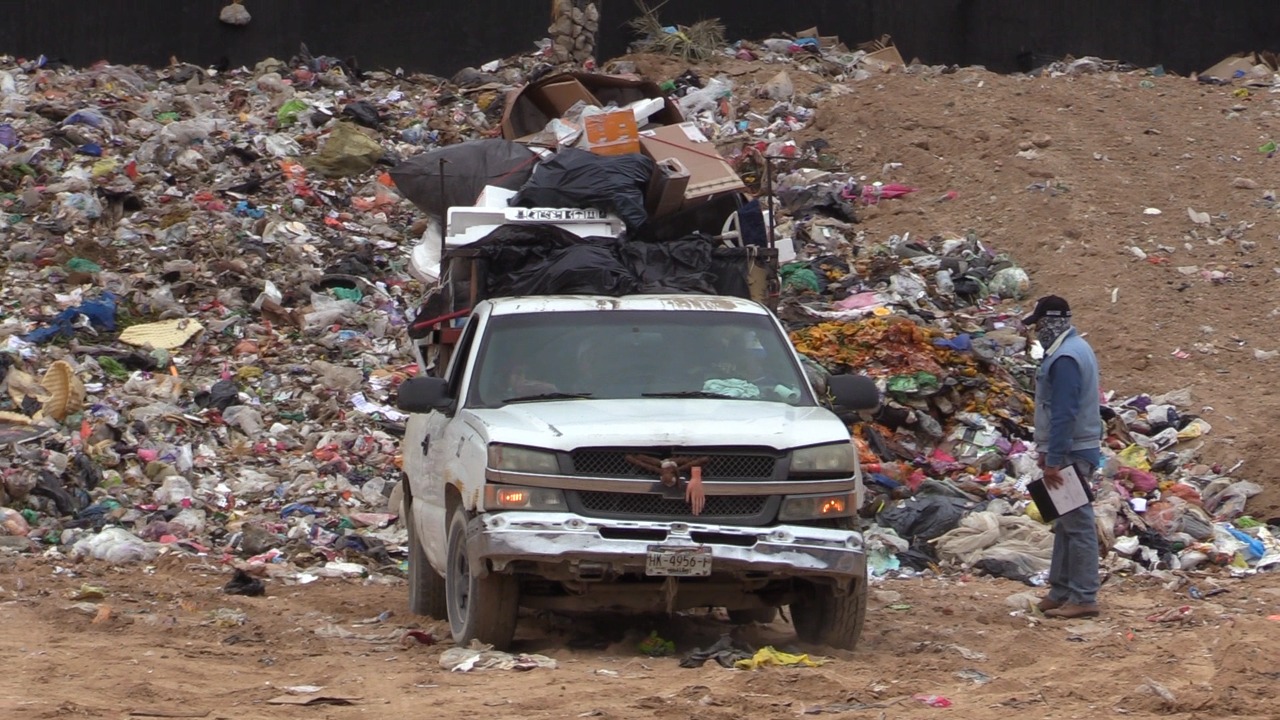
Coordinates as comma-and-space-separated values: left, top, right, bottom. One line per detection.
396, 291, 880, 650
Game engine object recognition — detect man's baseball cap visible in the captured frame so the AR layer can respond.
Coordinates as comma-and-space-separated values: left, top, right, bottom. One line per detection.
1021, 295, 1071, 325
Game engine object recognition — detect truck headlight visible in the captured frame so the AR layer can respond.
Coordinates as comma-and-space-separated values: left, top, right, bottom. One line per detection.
487, 444, 560, 474
778, 492, 858, 521
790, 442, 857, 475
484, 484, 567, 511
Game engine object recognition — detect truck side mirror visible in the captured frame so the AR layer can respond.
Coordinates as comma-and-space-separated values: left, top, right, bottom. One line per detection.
827, 375, 880, 411
397, 376, 453, 412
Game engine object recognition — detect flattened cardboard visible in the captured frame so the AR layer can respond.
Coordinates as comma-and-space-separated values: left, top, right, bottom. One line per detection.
638, 123, 745, 206
266, 693, 362, 706
1200, 53, 1271, 81
118, 318, 205, 349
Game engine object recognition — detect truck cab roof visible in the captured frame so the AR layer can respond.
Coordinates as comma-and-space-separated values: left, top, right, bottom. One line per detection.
483, 294, 771, 317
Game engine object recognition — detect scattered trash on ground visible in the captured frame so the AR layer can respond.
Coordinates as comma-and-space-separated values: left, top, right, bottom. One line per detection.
440, 641, 558, 672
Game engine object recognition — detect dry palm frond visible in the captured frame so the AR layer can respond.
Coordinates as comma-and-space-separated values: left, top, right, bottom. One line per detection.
628, 1, 726, 62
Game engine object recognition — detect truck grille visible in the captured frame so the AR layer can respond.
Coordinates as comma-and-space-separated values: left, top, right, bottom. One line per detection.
570, 449, 778, 479
572, 490, 773, 524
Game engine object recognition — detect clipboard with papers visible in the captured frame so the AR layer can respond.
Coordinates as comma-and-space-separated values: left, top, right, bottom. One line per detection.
1027, 464, 1092, 521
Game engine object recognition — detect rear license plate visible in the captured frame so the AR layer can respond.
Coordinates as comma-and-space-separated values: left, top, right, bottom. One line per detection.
645, 546, 712, 577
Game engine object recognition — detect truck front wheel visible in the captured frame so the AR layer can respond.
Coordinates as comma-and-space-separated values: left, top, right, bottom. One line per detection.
445, 510, 519, 648
404, 491, 447, 619
789, 577, 867, 650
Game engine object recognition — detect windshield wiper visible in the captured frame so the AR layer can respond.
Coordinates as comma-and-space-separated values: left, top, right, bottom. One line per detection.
641, 390, 737, 399
502, 392, 593, 404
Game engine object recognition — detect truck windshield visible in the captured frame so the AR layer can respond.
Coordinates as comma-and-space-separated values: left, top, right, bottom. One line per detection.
467, 310, 813, 408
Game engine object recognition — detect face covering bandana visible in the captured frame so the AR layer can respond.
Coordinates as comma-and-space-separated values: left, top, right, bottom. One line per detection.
1036, 315, 1071, 351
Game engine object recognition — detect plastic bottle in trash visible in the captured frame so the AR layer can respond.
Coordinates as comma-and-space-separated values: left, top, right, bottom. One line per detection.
935, 269, 955, 295
872, 182, 884, 203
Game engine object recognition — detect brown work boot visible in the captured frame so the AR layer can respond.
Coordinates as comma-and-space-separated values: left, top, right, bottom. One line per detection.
1036, 596, 1064, 612
1043, 603, 1100, 619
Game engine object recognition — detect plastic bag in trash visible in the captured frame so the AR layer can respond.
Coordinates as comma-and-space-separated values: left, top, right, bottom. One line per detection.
390, 140, 538, 220
222, 406, 265, 435
865, 525, 909, 576
1203, 480, 1262, 521
440, 642, 558, 672
1145, 498, 1214, 541
0, 507, 31, 536
877, 494, 973, 545
307, 122, 384, 178
511, 148, 654, 233
932, 501, 1053, 576
679, 76, 734, 116
71, 527, 159, 564
989, 266, 1031, 299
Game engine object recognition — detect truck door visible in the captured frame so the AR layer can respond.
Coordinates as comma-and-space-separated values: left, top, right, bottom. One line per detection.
410, 312, 482, 570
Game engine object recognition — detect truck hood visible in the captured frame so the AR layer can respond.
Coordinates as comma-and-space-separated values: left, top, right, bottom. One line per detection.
463, 399, 849, 451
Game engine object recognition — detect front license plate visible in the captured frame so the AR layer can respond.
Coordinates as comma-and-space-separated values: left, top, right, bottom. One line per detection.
645, 546, 712, 577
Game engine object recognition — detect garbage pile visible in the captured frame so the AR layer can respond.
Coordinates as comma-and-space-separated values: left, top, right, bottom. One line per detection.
0, 22, 1275, 599
0, 42, 595, 581
611, 32, 917, 170
775, 231, 1278, 581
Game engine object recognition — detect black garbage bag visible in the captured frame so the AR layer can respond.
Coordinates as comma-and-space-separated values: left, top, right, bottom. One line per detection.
457, 224, 758, 301
877, 495, 972, 546
776, 184, 858, 223
504, 243, 635, 296
195, 379, 240, 411
511, 148, 654, 234
32, 469, 81, 516
470, 223, 637, 297
223, 569, 267, 597
390, 140, 538, 219
620, 237, 716, 294
342, 100, 383, 129
974, 557, 1034, 583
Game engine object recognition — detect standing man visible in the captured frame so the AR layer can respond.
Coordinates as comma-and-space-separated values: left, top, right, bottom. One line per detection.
1023, 295, 1104, 619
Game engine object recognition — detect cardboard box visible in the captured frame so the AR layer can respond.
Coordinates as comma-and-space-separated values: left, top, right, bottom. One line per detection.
861, 44, 905, 72
502, 72, 684, 141
638, 122, 746, 207
501, 76, 601, 140
583, 109, 640, 156
646, 157, 690, 217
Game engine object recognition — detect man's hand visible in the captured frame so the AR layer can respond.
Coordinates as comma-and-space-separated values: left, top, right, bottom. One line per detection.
685, 467, 705, 516
1043, 465, 1065, 490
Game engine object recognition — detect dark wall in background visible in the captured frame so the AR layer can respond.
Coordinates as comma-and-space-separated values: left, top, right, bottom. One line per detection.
0, 0, 1277, 77
0, 0, 550, 75
597, 0, 1280, 75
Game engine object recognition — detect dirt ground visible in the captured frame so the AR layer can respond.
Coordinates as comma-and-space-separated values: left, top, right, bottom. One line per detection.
1, 556, 1278, 720
6, 58, 1280, 720
795, 67, 1280, 518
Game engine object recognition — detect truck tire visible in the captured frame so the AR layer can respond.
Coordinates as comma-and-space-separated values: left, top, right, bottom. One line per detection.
445, 510, 519, 648
728, 607, 778, 625
404, 492, 447, 619
789, 577, 867, 650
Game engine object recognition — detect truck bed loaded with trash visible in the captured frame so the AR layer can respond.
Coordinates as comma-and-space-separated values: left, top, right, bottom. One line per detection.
388, 71, 881, 649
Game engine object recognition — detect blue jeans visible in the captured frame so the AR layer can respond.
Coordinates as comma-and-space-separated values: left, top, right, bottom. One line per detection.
1047, 449, 1102, 606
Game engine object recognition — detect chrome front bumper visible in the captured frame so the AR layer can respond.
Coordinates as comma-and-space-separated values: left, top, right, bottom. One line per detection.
468, 511, 866, 580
